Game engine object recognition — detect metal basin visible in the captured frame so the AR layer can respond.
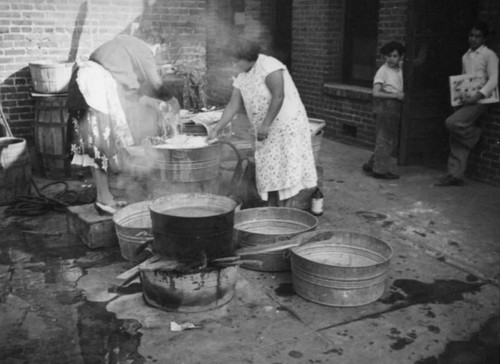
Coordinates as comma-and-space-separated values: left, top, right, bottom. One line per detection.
113, 201, 153, 262
233, 207, 318, 271
149, 193, 238, 261
290, 230, 393, 307
140, 265, 238, 312
145, 142, 221, 182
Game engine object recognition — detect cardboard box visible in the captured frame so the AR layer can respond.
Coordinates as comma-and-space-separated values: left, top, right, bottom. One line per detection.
449, 73, 499, 106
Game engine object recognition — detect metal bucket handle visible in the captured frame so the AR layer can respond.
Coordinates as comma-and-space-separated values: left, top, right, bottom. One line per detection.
172, 150, 187, 159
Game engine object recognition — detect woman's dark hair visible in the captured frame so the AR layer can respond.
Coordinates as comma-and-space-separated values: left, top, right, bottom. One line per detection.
471, 20, 490, 38
224, 37, 261, 62
380, 41, 405, 56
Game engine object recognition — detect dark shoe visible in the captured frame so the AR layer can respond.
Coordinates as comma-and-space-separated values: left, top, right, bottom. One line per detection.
434, 175, 464, 187
372, 172, 400, 180
362, 163, 373, 173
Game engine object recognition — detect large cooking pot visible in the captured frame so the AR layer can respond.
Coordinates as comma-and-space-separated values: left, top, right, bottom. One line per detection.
149, 193, 238, 261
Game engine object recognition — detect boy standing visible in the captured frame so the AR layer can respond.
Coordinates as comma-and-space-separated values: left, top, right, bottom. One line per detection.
363, 41, 405, 179
435, 21, 498, 187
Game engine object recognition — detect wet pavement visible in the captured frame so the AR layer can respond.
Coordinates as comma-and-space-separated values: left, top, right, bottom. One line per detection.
0, 137, 499, 364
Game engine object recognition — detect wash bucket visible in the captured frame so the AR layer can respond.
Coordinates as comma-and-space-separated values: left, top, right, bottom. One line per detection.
290, 230, 393, 307
113, 201, 153, 261
0, 137, 32, 205
29, 61, 74, 94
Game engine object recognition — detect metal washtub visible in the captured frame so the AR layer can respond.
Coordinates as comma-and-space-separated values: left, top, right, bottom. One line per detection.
146, 142, 221, 182
140, 265, 238, 312
113, 201, 153, 262
233, 207, 318, 271
290, 230, 393, 307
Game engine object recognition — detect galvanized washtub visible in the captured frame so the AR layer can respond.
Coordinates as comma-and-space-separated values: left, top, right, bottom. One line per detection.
140, 265, 238, 312
113, 201, 153, 262
290, 230, 393, 307
146, 141, 221, 182
233, 207, 318, 272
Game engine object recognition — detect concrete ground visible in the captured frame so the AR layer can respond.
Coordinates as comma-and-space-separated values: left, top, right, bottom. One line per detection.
1, 137, 499, 364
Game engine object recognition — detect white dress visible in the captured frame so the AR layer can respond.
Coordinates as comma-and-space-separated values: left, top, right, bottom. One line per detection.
233, 54, 317, 201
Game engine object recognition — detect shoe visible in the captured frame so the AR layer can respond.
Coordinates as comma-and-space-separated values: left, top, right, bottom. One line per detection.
372, 172, 400, 180
434, 175, 464, 187
362, 163, 373, 173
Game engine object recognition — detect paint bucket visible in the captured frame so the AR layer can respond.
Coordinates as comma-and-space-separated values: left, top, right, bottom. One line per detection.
0, 137, 32, 205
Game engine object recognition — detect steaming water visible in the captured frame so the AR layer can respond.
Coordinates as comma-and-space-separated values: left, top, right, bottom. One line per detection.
154, 135, 209, 149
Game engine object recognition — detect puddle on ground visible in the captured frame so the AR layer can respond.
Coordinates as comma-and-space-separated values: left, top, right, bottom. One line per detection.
415, 316, 499, 364
77, 299, 145, 363
355, 211, 388, 222
388, 327, 418, 351
0, 223, 145, 363
380, 279, 482, 305
274, 282, 295, 297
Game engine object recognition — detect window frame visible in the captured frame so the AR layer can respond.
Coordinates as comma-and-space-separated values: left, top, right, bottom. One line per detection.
342, 0, 380, 87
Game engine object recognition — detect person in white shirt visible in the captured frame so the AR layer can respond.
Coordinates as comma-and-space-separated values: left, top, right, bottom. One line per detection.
435, 21, 498, 186
363, 41, 405, 180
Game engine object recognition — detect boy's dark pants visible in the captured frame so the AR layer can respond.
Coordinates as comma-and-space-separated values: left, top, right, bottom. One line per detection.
445, 104, 488, 179
367, 99, 402, 174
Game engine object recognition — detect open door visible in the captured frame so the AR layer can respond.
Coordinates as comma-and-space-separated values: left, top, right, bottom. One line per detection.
399, 0, 479, 167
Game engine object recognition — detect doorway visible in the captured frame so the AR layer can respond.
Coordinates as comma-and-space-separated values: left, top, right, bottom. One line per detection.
399, 0, 479, 168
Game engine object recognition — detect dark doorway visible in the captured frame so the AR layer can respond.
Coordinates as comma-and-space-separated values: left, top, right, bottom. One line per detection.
270, 0, 293, 69
399, 0, 479, 168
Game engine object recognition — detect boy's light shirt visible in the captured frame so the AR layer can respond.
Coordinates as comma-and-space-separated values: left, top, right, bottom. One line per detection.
373, 63, 403, 94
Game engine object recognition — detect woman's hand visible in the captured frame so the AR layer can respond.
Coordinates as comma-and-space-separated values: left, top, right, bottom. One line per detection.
257, 123, 270, 141
207, 124, 220, 141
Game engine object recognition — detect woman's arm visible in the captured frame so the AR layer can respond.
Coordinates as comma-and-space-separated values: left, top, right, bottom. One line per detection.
258, 70, 285, 141
208, 87, 243, 139
373, 83, 404, 101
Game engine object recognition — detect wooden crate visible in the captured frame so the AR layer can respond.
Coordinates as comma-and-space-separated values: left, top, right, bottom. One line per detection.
66, 204, 118, 249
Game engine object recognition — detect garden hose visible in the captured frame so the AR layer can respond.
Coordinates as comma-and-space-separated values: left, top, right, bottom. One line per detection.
5, 179, 95, 216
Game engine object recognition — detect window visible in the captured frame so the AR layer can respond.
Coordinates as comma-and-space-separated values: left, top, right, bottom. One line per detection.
342, 0, 379, 86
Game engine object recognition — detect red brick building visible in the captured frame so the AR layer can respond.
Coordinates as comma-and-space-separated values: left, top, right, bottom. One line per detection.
0, 0, 499, 184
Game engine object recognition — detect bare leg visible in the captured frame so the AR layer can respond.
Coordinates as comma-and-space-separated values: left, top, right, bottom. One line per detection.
267, 191, 279, 207
277, 197, 293, 208
91, 167, 115, 206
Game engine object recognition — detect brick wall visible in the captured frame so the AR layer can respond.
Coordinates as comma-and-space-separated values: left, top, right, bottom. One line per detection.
291, 0, 499, 185
468, 0, 500, 185
205, 0, 273, 106
3, 1, 497, 184
0, 0, 206, 143
291, 0, 408, 147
